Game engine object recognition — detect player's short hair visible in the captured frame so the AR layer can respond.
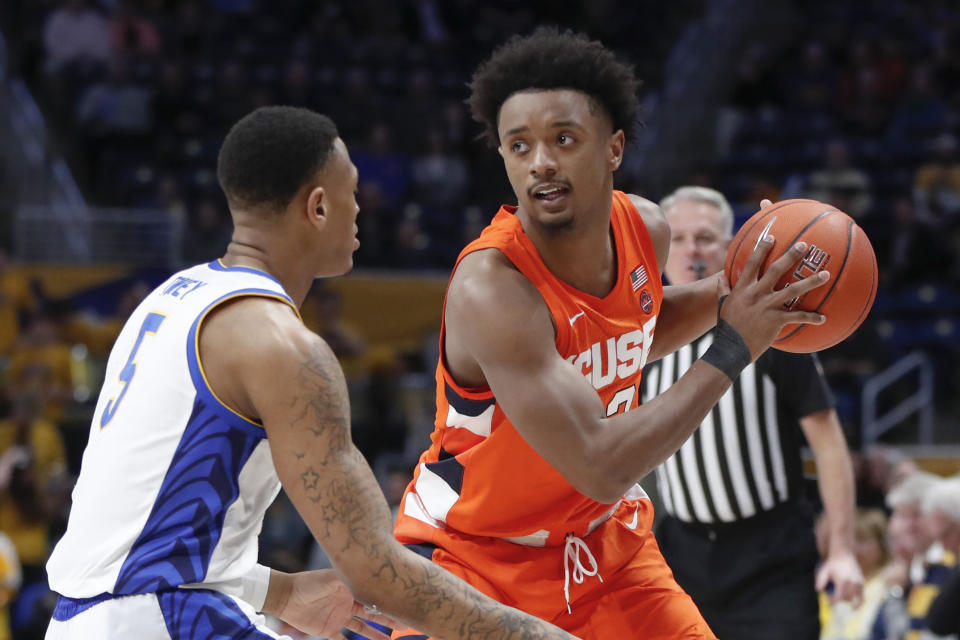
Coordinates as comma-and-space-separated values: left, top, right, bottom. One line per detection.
660, 186, 735, 239
217, 106, 339, 213
467, 27, 641, 147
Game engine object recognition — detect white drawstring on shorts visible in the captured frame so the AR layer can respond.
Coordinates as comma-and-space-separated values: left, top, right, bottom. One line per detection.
562, 533, 603, 614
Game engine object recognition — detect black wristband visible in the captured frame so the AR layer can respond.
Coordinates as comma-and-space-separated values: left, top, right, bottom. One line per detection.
701, 318, 751, 381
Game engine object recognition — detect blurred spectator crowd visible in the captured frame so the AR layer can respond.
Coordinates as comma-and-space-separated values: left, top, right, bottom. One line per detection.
812, 448, 960, 640
0, 1, 955, 276
0, 0, 952, 398
717, 0, 960, 288
0, 0, 957, 638
0, 0, 694, 268
706, 0, 960, 425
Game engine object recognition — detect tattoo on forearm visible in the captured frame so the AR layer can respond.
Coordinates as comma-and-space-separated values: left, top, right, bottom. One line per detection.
283, 338, 565, 639
299, 468, 319, 491
289, 340, 350, 461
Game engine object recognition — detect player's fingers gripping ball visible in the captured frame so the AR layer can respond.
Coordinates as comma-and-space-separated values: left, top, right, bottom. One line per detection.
724, 199, 878, 353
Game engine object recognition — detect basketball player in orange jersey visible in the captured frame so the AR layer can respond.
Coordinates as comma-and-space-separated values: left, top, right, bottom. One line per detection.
391, 28, 832, 640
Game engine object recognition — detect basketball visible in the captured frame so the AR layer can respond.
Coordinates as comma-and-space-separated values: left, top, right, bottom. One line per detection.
724, 199, 878, 353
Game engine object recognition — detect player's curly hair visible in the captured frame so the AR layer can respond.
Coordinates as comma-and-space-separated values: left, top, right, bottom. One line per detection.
467, 27, 641, 147
217, 106, 339, 213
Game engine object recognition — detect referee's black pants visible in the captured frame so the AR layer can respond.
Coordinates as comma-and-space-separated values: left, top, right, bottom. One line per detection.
656, 502, 820, 640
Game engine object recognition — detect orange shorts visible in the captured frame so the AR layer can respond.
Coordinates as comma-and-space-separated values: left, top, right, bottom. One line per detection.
392, 500, 717, 640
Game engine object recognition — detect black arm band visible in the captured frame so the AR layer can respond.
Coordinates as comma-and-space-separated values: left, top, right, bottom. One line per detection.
701, 319, 751, 381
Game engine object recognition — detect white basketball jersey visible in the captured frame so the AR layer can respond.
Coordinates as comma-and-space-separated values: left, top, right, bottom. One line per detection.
47, 261, 297, 598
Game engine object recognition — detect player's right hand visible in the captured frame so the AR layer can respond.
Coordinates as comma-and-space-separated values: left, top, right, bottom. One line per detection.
275, 569, 399, 640
719, 236, 829, 360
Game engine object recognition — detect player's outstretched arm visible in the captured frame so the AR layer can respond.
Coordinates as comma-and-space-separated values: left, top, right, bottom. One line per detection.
203, 297, 580, 640
446, 239, 829, 504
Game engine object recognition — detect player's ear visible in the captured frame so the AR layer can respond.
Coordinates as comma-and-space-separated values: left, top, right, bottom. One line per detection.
306, 186, 327, 231
608, 129, 625, 171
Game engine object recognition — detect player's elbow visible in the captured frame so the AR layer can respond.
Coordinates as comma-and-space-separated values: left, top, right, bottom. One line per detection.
576, 472, 636, 504
565, 442, 637, 504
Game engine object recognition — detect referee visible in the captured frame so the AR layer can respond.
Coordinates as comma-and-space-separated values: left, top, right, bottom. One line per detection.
643, 187, 864, 640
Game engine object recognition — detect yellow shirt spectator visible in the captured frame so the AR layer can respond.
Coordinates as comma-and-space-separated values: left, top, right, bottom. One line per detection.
0, 268, 33, 357
0, 416, 67, 567
7, 314, 74, 423
0, 532, 20, 640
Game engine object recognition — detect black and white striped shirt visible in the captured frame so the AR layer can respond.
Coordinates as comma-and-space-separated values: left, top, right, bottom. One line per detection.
641, 330, 834, 524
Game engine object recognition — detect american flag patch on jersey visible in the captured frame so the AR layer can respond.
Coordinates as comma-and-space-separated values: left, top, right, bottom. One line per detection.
630, 265, 648, 291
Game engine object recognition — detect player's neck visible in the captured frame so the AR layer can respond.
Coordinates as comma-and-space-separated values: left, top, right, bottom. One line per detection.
521, 213, 618, 298
221, 238, 312, 308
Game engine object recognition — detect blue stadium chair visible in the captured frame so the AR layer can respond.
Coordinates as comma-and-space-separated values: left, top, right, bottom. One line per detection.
893, 285, 960, 313
870, 288, 894, 316
877, 318, 958, 354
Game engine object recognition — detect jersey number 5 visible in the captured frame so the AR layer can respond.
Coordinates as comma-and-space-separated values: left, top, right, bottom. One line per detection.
100, 312, 166, 428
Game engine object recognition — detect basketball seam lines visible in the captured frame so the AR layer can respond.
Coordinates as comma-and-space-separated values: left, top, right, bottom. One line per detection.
841, 228, 878, 345
724, 199, 821, 278
775, 213, 850, 347
767, 208, 837, 344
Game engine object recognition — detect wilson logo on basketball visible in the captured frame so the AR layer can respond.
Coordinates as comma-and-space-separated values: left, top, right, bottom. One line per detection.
793, 245, 829, 279
784, 244, 830, 311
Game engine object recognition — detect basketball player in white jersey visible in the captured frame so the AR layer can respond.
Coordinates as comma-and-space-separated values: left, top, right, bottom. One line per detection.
44, 107, 580, 640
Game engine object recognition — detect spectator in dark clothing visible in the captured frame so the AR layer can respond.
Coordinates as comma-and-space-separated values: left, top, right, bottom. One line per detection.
783, 41, 835, 114
76, 57, 151, 137
887, 66, 948, 143
278, 58, 313, 107
350, 123, 409, 208
921, 477, 960, 636
151, 60, 202, 139
927, 568, 960, 636
410, 128, 468, 210
872, 197, 952, 287
108, 0, 162, 58
181, 197, 232, 263
804, 139, 872, 220
42, 0, 111, 74
914, 132, 960, 228
354, 182, 394, 268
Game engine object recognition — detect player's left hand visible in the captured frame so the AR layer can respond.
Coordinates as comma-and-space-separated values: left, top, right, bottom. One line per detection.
276, 569, 399, 639
816, 550, 865, 607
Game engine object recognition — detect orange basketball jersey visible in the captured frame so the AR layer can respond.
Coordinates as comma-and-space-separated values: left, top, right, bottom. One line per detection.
395, 190, 663, 550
